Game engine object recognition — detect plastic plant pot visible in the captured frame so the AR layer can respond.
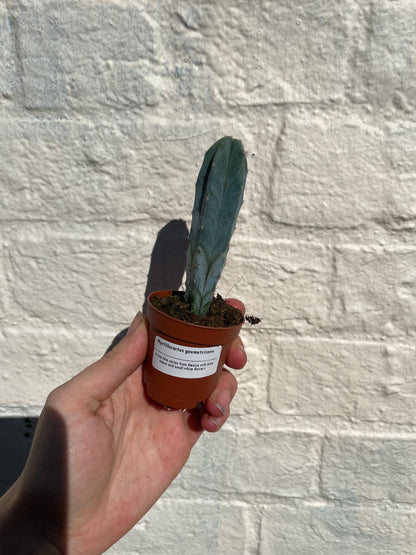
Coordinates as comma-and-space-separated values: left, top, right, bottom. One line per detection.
143, 290, 244, 409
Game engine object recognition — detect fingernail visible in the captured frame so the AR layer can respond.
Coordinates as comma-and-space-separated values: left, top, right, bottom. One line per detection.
208, 417, 220, 429
215, 402, 225, 415
215, 389, 231, 416
126, 312, 144, 336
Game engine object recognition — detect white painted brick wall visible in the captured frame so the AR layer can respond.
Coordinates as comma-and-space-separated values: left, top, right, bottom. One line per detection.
1, 1, 416, 553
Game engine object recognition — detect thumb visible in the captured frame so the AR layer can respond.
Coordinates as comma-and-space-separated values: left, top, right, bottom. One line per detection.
67, 312, 148, 406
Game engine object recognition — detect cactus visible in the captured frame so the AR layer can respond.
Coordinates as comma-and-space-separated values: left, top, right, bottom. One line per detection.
184, 136, 247, 316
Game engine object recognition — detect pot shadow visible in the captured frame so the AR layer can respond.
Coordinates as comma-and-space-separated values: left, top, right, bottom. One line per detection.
106, 219, 189, 353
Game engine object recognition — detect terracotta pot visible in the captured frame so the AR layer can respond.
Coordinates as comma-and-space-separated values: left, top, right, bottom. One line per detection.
143, 290, 244, 409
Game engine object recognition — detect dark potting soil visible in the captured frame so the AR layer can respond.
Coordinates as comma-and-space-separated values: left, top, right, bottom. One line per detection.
151, 292, 244, 328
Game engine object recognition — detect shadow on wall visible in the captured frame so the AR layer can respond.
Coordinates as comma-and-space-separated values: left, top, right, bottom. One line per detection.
0, 410, 68, 551
143, 219, 189, 313
0, 417, 38, 497
106, 218, 189, 352
0, 219, 188, 502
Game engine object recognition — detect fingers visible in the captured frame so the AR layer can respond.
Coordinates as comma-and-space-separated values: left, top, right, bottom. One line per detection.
224, 298, 247, 370
201, 369, 238, 432
61, 312, 148, 409
225, 336, 246, 369
198, 298, 245, 432
225, 298, 245, 315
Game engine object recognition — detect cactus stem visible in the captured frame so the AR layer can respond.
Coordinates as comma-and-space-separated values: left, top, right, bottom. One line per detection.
184, 136, 247, 316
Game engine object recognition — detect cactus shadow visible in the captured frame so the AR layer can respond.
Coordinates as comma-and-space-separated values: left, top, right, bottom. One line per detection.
106, 219, 189, 353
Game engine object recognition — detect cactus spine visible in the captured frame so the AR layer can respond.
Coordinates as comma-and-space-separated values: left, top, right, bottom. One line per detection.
184, 136, 247, 316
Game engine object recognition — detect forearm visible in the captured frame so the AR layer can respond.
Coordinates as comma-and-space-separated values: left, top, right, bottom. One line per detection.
0, 483, 62, 555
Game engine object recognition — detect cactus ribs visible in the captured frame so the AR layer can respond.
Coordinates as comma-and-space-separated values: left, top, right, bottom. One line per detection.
184, 137, 247, 317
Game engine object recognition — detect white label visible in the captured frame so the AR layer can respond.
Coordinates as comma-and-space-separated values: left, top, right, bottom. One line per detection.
152, 336, 222, 379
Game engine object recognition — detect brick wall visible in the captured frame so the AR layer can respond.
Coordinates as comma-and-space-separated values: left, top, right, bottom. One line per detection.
1, 1, 416, 553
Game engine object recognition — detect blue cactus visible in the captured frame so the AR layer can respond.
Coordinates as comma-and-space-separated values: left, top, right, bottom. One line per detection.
184, 136, 247, 316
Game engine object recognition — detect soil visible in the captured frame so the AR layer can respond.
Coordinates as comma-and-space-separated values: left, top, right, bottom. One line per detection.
151, 291, 245, 328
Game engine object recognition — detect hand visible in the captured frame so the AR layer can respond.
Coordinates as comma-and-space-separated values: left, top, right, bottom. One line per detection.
0, 301, 246, 554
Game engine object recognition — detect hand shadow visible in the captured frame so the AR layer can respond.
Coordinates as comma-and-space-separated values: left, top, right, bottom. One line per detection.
106, 218, 189, 353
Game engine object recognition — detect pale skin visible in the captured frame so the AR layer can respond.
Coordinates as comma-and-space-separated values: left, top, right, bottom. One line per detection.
0, 300, 246, 554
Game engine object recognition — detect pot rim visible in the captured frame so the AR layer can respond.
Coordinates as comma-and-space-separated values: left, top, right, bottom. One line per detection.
147, 289, 244, 331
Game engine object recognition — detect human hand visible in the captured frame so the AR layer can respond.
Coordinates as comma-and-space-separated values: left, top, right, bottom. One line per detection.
0, 301, 246, 554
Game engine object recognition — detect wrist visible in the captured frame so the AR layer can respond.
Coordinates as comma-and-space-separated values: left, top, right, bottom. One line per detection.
0, 482, 62, 554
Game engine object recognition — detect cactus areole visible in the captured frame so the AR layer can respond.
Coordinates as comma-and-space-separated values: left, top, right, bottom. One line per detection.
184, 136, 247, 317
